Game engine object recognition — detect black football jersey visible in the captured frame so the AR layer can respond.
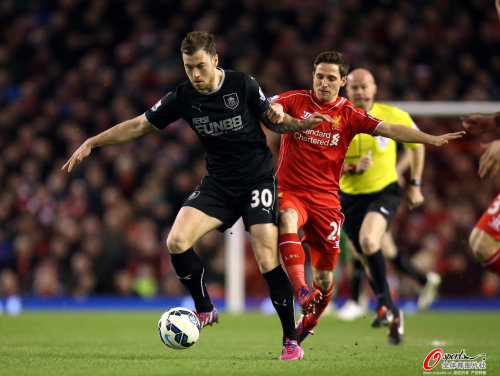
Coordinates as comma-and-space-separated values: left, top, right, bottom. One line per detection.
145, 69, 273, 186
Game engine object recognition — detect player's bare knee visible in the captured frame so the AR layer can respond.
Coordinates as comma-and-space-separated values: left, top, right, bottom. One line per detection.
359, 234, 379, 255
166, 232, 189, 254
279, 209, 298, 233
315, 277, 333, 291
255, 249, 279, 272
312, 269, 333, 291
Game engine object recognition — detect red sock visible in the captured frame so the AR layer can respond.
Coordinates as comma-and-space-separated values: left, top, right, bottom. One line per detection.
279, 233, 306, 297
304, 280, 334, 331
481, 249, 500, 276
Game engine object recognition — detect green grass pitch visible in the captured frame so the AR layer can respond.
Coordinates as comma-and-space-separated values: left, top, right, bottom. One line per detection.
0, 311, 498, 376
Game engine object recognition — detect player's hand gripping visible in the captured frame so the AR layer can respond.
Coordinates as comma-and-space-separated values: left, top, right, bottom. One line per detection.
61, 140, 93, 172
429, 131, 465, 147
266, 103, 285, 124
478, 140, 500, 178
301, 112, 334, 130
461, 113, 498, 135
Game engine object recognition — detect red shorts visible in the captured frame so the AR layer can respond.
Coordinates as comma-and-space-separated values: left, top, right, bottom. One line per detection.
279, 191, 343, 270
476, 193, 500, 240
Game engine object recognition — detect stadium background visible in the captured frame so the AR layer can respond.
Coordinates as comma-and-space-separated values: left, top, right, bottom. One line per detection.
0, 0, 499, 312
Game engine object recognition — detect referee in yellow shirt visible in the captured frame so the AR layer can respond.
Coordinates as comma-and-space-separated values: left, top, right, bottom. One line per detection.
338, 69, 439, 343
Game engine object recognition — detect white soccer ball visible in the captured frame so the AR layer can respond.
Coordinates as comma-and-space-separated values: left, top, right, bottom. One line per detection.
158, 307, 200, 350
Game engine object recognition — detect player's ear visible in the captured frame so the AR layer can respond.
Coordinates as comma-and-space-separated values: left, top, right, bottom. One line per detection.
213, 54, 219, 67
340, 76, 347, 87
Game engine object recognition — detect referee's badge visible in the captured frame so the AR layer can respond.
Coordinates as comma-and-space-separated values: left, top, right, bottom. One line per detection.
223, 93, 239, 109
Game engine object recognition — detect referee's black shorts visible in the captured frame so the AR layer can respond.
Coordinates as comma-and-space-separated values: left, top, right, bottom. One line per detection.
339, 182, 400, 244
183, 174, 279, 232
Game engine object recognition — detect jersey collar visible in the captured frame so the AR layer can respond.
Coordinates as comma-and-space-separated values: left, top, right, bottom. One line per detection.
310, 90, 344, 110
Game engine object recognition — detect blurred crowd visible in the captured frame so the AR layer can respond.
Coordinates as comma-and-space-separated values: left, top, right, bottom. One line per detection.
0, 0, 499, 301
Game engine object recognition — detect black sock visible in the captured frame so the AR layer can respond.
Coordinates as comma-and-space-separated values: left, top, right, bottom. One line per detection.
351, 259, 364, 302
171, 248, 213, 313
366, 250, 398, 316
262, 266, 297, 342
392, 251, 427, 286
367, 278, 376, 299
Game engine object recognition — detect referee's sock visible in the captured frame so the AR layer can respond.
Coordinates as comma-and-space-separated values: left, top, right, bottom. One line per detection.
350, 259, 365, 302
366, 250, 398, 317
392, 250, 427, 286
171, 248, 213, 313
263, 265, 298, 342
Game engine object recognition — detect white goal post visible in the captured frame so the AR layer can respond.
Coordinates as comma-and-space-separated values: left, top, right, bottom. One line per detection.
223, 101, 500, 313
224, 219, 246, 313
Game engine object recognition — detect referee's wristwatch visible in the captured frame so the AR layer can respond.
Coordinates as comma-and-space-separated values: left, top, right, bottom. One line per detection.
409, 179, 422, 186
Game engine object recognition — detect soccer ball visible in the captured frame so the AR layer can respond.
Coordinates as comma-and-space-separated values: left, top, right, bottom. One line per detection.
158, 307, 200, 350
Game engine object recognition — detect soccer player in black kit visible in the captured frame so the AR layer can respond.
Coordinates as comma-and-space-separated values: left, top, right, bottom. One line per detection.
62, 31, 331, 360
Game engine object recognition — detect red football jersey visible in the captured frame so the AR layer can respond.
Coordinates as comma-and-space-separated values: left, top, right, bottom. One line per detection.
272, 90, 382, 209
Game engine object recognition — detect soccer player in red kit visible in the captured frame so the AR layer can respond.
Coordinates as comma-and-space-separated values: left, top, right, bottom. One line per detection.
459, 2, 500, 283
461, 111, 500, 276
270, 51, 464, 345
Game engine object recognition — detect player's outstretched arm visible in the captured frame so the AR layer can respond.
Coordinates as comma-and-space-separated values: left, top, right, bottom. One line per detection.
460, 112, 500, 135
374, 122, 465, 147
261, 106, 333, 134
61, 114, 153, 172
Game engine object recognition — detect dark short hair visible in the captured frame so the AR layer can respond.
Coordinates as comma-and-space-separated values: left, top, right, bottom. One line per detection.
181, 31, 216, 56
313, 51, 349, 77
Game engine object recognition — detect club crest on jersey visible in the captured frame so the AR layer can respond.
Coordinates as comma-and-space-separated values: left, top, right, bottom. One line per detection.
331, 115, 341, 130
223, 93, 239, 109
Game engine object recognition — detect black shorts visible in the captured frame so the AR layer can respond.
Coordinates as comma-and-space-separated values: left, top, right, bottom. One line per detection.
339, 182, 400, 244
183, 174, 279, 232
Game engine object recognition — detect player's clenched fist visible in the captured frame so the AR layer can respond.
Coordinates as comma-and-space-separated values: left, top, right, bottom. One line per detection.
266, 103, 285, 124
